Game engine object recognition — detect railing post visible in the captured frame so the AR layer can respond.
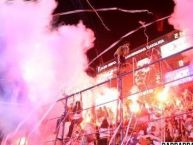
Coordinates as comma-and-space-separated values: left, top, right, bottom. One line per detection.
116, 57, 124, 144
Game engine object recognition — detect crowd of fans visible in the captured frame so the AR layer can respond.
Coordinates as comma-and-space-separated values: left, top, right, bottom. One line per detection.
54, 89, 193, 145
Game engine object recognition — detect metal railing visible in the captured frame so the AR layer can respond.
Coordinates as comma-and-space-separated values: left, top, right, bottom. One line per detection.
43, 45, 193, 145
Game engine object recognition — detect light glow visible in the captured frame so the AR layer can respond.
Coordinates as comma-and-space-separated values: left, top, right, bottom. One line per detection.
157, 87, 170, 102
16, 137, 28, 145
130, 101, 140, 113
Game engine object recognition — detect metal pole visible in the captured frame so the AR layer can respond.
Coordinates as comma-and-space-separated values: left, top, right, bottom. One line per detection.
158, 60, 163, 84
62, 97, 68, 145
163, 109, 165, 142
114, 94, 119, 145
117, 56, 124, 144
54, 97, 68, 145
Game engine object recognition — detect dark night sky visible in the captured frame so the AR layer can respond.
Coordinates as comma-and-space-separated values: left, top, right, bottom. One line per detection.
53, 0, 175, 69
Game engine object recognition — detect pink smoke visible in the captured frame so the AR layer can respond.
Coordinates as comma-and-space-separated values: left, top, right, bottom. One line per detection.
169, 0, 193, 43
0, 0, 95, 143
169, 0, 193, 64
0, 0, 95, 103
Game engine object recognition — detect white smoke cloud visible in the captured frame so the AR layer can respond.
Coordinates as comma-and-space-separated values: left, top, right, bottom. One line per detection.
0, 0, 95, 142
169, 0, 193, 44
169, 0, 193, 65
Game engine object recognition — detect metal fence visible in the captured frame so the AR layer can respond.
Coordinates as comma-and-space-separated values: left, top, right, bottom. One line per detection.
42, 44, 193, 144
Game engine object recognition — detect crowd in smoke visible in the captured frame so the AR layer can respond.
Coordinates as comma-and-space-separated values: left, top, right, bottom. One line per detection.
52, 88, 193, 145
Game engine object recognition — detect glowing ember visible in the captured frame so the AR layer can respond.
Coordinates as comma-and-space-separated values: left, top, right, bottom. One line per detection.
156, 87, 170, 103
130, 101, 140, 113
